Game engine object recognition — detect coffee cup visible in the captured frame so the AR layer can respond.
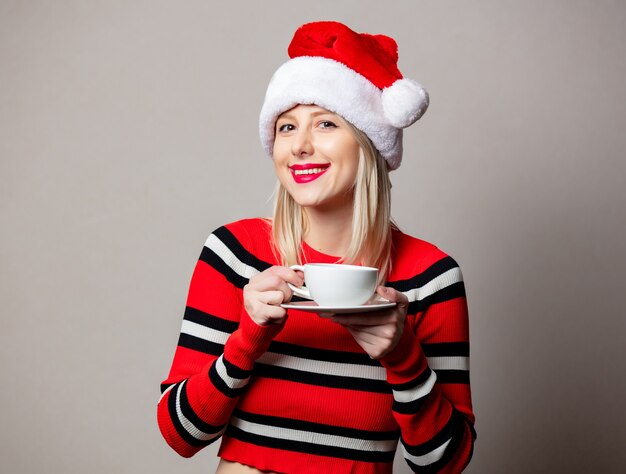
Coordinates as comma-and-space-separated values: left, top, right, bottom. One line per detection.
287, 263, 379, 307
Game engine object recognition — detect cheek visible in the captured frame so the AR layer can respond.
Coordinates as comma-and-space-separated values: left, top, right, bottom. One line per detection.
272, 161, 289, 184
318, 136, 359, 161
343, 145, 361, 176
272, 157, 293, 187
272, 136, 292, 160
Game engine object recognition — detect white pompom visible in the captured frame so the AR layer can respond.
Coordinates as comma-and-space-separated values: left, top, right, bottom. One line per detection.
381, 78, 429, 128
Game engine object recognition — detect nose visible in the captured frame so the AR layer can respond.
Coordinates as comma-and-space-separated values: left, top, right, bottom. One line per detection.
291, 127, 314, 158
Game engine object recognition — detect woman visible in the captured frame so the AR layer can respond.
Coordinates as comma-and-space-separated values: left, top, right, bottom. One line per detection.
158, 21, 476, 473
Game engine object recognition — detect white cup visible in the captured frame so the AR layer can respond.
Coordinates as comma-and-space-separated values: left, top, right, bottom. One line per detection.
288, 263, 379, 307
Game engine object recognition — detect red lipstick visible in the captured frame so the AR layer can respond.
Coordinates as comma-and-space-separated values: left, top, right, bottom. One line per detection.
289, 163, 331, 184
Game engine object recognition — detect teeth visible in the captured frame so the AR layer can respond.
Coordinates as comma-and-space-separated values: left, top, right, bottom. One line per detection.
293, 167, 327, 175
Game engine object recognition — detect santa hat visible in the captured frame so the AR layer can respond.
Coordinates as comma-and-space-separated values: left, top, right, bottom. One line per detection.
259, 21, 429, 170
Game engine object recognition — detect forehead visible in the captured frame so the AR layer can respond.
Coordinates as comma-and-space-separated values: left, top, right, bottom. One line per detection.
277, 104, 339, 119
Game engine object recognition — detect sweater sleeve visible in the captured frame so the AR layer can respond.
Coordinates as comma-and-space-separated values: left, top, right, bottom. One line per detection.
157, 223, 280, 458
379, 250, 476, 473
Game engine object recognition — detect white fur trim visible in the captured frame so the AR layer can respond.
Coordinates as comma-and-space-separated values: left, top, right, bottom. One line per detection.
260, 56, 405, 170
382, 78, 429, 128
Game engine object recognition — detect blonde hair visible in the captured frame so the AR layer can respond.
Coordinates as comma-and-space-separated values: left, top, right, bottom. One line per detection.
271, 122, 397, 283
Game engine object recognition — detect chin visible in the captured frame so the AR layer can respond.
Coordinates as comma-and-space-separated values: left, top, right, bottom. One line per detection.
284, 186, 322, 205
292, 196, 326, 208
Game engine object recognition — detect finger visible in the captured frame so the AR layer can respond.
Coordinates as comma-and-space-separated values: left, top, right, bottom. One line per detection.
251, 267, 304, 292
246, 297, 288, 326
249, 273, 282, 292
260, 290, 288, 306
344, 327, 383, 352
332, 311, 396, 326
270, 266, 305, 287
255, 303, 288, 322
339, 323, 395, 337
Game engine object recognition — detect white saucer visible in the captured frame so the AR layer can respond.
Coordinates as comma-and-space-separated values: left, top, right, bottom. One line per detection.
280, 300, 397, 314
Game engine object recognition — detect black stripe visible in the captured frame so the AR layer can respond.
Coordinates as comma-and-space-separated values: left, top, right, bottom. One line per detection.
402, 409, 461, 457
226, 425, 396, 463
233, 409, 399, 441
160, 383, 174, 394
407, 281, 466, 314
403, 412, 469, 473
166, 383, 220, 448
184, 306, 239, 334
433, 370, 470, 385
212, 226, 272, 273
254, 363, 391, 393
466, 424, 476, 469
268, 341, 381, 367
179, 381, 225, 435
390, 367, 433, 392
438, 421, 470, 470
391, 369, 434, 415
423, 281, 466, 306
209, 359, 247, 398
178, 333, 224, 356
222, 355, 252, 380
393, 394, 429, 415
198, 226, 273, 289
422, 342, 469, 358
199, 246, 249, 289
387, 257, 460, 293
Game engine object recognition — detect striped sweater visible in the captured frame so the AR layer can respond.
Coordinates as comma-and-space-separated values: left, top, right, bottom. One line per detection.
157, 218, 476, 473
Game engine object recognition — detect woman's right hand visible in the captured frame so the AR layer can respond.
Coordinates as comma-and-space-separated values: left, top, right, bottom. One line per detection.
243, 266, 304, 327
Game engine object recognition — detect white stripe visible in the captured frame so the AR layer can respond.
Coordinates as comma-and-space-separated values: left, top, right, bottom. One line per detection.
158, 383, 175, 403
256, 352, 387, 381
175, 381, 224, 441
427, 356, 469, 371
178, 324, 386, 381
403, 267, 463, 303
181, 319, 230, 345
392, 369, 437, 404
215, 355, 250, 390
205, 234, 260, 280
230, 416, 397, 453
402, 438, 451, 466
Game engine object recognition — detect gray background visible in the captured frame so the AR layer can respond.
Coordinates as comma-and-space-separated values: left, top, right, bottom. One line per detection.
1, 1, 625, 473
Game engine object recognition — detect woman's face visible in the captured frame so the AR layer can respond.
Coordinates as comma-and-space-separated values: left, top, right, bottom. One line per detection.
272, 104, 361, 212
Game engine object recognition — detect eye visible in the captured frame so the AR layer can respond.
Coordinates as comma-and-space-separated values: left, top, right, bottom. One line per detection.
319, 120, 338, 129
277, 123, 295, 133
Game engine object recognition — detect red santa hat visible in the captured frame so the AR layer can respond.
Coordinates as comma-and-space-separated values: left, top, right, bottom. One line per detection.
259, 21, 429, 170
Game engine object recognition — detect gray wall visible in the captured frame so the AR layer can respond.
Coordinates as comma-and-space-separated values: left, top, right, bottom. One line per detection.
1, 1, 625, 472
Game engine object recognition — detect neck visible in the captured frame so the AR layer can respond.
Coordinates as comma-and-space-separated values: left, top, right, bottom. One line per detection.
303, 203, 353, 258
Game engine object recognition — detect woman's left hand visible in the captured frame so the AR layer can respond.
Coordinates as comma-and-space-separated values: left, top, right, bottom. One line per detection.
329, 286, 409, 360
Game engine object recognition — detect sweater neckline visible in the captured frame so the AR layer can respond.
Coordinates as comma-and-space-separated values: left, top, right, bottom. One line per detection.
301, 240, 343, 264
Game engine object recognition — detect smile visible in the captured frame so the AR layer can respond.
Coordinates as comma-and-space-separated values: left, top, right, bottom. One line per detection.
293, 167, 328, 175
289, 164, 330, 183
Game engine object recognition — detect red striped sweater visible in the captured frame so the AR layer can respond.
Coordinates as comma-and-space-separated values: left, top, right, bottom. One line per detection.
158, 218, 476, 473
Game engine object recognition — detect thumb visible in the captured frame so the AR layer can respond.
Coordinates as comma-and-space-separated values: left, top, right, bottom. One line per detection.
378, 286, 408, 307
